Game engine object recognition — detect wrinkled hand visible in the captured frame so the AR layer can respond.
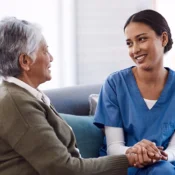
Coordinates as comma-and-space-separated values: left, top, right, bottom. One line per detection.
126, 147, 150, 168
126, 152, 137, 167
126, 139, 168, 168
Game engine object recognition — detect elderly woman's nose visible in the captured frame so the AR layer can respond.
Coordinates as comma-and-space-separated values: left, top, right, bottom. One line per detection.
49, 53, 53, 62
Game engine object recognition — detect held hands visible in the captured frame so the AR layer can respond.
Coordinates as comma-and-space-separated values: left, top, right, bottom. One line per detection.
125, 139, 168, 168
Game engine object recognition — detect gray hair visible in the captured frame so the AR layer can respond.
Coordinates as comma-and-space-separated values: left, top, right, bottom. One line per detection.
0, 17, 43, 77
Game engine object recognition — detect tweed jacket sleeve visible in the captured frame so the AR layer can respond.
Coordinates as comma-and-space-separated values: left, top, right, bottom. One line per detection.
0, 83, 128, 175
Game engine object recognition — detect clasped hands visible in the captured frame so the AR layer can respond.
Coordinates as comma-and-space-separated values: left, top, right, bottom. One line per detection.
126, 139, 168, 168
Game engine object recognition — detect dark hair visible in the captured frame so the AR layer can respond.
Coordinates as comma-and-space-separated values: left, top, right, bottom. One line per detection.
124, 9, 173, 53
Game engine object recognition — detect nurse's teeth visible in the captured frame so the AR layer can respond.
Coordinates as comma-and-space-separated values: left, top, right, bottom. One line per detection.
137, 55, 145, 60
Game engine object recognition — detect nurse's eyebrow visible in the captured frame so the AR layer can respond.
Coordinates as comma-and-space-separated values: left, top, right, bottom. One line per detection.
126, 33, 147, 41
135, 33, 147, 38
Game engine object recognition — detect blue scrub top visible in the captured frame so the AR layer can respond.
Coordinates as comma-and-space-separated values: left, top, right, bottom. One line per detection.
94, 66, 175, 149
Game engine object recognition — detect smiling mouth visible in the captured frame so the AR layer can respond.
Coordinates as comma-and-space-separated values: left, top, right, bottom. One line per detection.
48, 67, 51, 72
134, 54, 147, 62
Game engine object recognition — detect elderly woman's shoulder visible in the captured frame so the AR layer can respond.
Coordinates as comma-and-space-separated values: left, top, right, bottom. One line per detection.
0, 81, 33, 104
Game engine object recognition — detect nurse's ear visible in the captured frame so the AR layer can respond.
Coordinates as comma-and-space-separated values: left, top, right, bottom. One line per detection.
161, 32, 168, 47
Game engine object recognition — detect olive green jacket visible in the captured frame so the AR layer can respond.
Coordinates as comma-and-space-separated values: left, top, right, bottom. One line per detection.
0, 82, 128, 175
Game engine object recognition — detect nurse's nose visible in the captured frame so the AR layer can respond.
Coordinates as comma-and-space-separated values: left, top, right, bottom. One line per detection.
132, 43, 141, 54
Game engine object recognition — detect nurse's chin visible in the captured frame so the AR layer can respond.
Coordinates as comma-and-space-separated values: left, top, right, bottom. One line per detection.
139, 65, 153, 71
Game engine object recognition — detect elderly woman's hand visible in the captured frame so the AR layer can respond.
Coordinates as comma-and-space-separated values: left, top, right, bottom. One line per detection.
126, 147, 152, 168
126, 145, 152, 168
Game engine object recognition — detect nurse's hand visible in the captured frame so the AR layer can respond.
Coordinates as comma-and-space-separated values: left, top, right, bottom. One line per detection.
126, 139, 168, 167
157, 146, 168, 160
135, 140, 168, 161
131, 147, 168, 168
129, 139, 162, 160
136, 139, 162, 159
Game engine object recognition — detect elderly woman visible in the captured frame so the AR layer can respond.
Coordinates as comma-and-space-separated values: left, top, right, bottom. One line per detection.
0, 17, 140, 175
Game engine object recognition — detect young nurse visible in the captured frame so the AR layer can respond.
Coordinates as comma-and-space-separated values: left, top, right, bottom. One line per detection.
94, 9, 175, 175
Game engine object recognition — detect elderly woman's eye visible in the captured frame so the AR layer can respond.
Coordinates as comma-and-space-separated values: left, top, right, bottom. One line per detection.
44, 49, 48, 54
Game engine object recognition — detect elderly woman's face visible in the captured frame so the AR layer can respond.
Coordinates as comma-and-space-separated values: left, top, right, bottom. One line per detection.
28, 39, 53, 86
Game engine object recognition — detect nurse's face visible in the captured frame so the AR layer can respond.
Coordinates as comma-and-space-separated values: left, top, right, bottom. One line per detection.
124, 22, 165, 71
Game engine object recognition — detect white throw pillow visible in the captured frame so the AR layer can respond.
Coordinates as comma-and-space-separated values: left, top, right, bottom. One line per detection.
89, 94, 99, 115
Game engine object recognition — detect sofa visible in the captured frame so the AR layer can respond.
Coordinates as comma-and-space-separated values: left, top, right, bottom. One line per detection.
44, 84, 103, 158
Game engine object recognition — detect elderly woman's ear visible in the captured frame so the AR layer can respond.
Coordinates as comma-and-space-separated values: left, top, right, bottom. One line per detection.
19, 54, 33, 71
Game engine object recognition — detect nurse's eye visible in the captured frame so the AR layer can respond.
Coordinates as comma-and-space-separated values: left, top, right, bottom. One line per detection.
138, 37, 147, 42
126, 41, 133, 48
